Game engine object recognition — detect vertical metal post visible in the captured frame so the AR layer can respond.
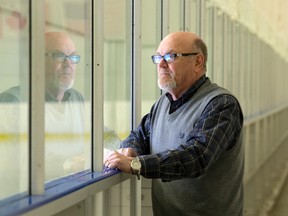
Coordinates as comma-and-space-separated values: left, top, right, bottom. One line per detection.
131, 0, 142, 216
30, 0, 45, 195
92, 0, 104, 173
184, 0, 190, 32
180, 0, 185, 31
92, 0, 105, 215
162, 0, 169, 38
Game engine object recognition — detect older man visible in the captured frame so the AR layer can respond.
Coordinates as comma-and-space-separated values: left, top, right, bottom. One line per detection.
105, 31, 244, 216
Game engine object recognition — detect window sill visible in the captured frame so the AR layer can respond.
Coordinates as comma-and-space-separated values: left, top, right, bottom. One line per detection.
0, 169, 130, 216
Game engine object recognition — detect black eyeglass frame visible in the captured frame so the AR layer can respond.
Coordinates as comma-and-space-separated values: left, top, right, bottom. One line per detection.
151, 52, 198, 64
45, 52, 81, 64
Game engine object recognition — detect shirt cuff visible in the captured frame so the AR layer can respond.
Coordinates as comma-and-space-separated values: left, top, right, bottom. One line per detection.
138, 154, 161, 179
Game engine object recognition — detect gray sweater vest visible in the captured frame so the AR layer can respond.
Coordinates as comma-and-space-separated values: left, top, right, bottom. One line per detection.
150, 79, 244, 216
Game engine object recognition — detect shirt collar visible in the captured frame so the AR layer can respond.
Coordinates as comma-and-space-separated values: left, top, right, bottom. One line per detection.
165, 75, 207, 113
45, 89, 72, 102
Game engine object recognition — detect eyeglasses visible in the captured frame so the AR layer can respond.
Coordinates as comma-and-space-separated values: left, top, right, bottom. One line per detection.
151, 52, 198, 64
46, 52, 81, 64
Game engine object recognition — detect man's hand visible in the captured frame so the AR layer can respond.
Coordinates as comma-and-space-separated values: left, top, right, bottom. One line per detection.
104, 150, 134, 174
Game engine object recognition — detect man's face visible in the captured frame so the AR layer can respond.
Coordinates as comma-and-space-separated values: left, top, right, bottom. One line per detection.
45, 36, 77, 92
156, 34, 198, 99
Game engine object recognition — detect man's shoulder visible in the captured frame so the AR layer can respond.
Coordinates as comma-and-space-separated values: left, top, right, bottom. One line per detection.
65, 88, 84, 102
0, 86, 21, 102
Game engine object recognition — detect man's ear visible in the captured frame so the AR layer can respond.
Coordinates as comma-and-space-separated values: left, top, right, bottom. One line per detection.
194, 54, 204, 73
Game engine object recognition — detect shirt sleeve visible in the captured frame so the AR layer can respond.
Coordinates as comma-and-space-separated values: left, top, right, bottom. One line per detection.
120, 107, 153, 156
139, 94, 243, 181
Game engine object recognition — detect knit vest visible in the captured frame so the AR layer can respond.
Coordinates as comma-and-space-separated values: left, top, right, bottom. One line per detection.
150, 79, 244, 216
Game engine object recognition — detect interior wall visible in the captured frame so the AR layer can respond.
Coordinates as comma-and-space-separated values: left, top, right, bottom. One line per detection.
211, 0, 288, 59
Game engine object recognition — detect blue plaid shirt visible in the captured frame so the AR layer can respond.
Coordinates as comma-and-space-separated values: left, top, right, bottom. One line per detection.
121, 75, 243, 181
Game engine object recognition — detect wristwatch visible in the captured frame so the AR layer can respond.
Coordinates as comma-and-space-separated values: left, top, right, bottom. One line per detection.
131, 157, 141, 180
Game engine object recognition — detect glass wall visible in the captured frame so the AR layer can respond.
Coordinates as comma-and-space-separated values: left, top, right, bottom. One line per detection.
103, 1, 131, 215
103, 0, 128, 144
0, 1, 29, 198
141, 0, 160, 116
166, 0, 184, 33
141, 1, 161, 215
44, 0, 92, 181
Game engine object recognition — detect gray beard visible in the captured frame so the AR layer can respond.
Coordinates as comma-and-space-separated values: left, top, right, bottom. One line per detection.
158, 78, 177, 92
53, 79, 74, 91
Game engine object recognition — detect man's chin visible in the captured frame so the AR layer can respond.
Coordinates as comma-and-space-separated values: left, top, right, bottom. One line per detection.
158, 80, 176, 92
61, 83, 73, 91
54, 81, 74, 92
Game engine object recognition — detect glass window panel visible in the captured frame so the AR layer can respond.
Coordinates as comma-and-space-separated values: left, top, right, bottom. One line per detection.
103, 0, 128, 146
44, 0, 91, 181
167, 0, 183, 32
200, 1, 214, 79
0, 1, 29, 198
212, 8, 224, 86
223, 14, 232, 91
103, 0, 131, 215
186, 0, 200, 34
141, 0, 160, 115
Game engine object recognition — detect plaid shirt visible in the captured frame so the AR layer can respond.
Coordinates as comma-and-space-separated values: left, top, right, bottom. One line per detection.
121, 75, 243, 181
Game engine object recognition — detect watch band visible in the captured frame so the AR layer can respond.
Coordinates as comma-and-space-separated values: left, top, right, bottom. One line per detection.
131, 157, 141, 180
134, 169, 141, 180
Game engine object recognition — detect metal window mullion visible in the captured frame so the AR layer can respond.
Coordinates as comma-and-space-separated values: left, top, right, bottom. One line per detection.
29, 0, 45, 195
198, 0, 203, 36
92, 0, 105, 215
180, 0, 185, 31
131, 0, 142, 128
156, 0, 163, 43
92, 0, 104, 173
162, 0, 169, 38
130, 0, 142, 216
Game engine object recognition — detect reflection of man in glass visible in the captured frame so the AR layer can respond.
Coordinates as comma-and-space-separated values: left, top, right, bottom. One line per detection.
0, 32, 86, 181
44, 32, 120, 179
0, 31, 83, 103
45, 31, 82, 103
0, 32, 120, 182
44, 32, 86, 180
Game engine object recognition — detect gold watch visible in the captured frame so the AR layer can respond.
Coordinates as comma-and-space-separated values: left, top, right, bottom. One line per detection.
131, 157, 141, 180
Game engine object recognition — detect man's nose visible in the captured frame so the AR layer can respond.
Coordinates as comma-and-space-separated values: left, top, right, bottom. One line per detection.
158, 58, 168, 67
63, 58, 73, 66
